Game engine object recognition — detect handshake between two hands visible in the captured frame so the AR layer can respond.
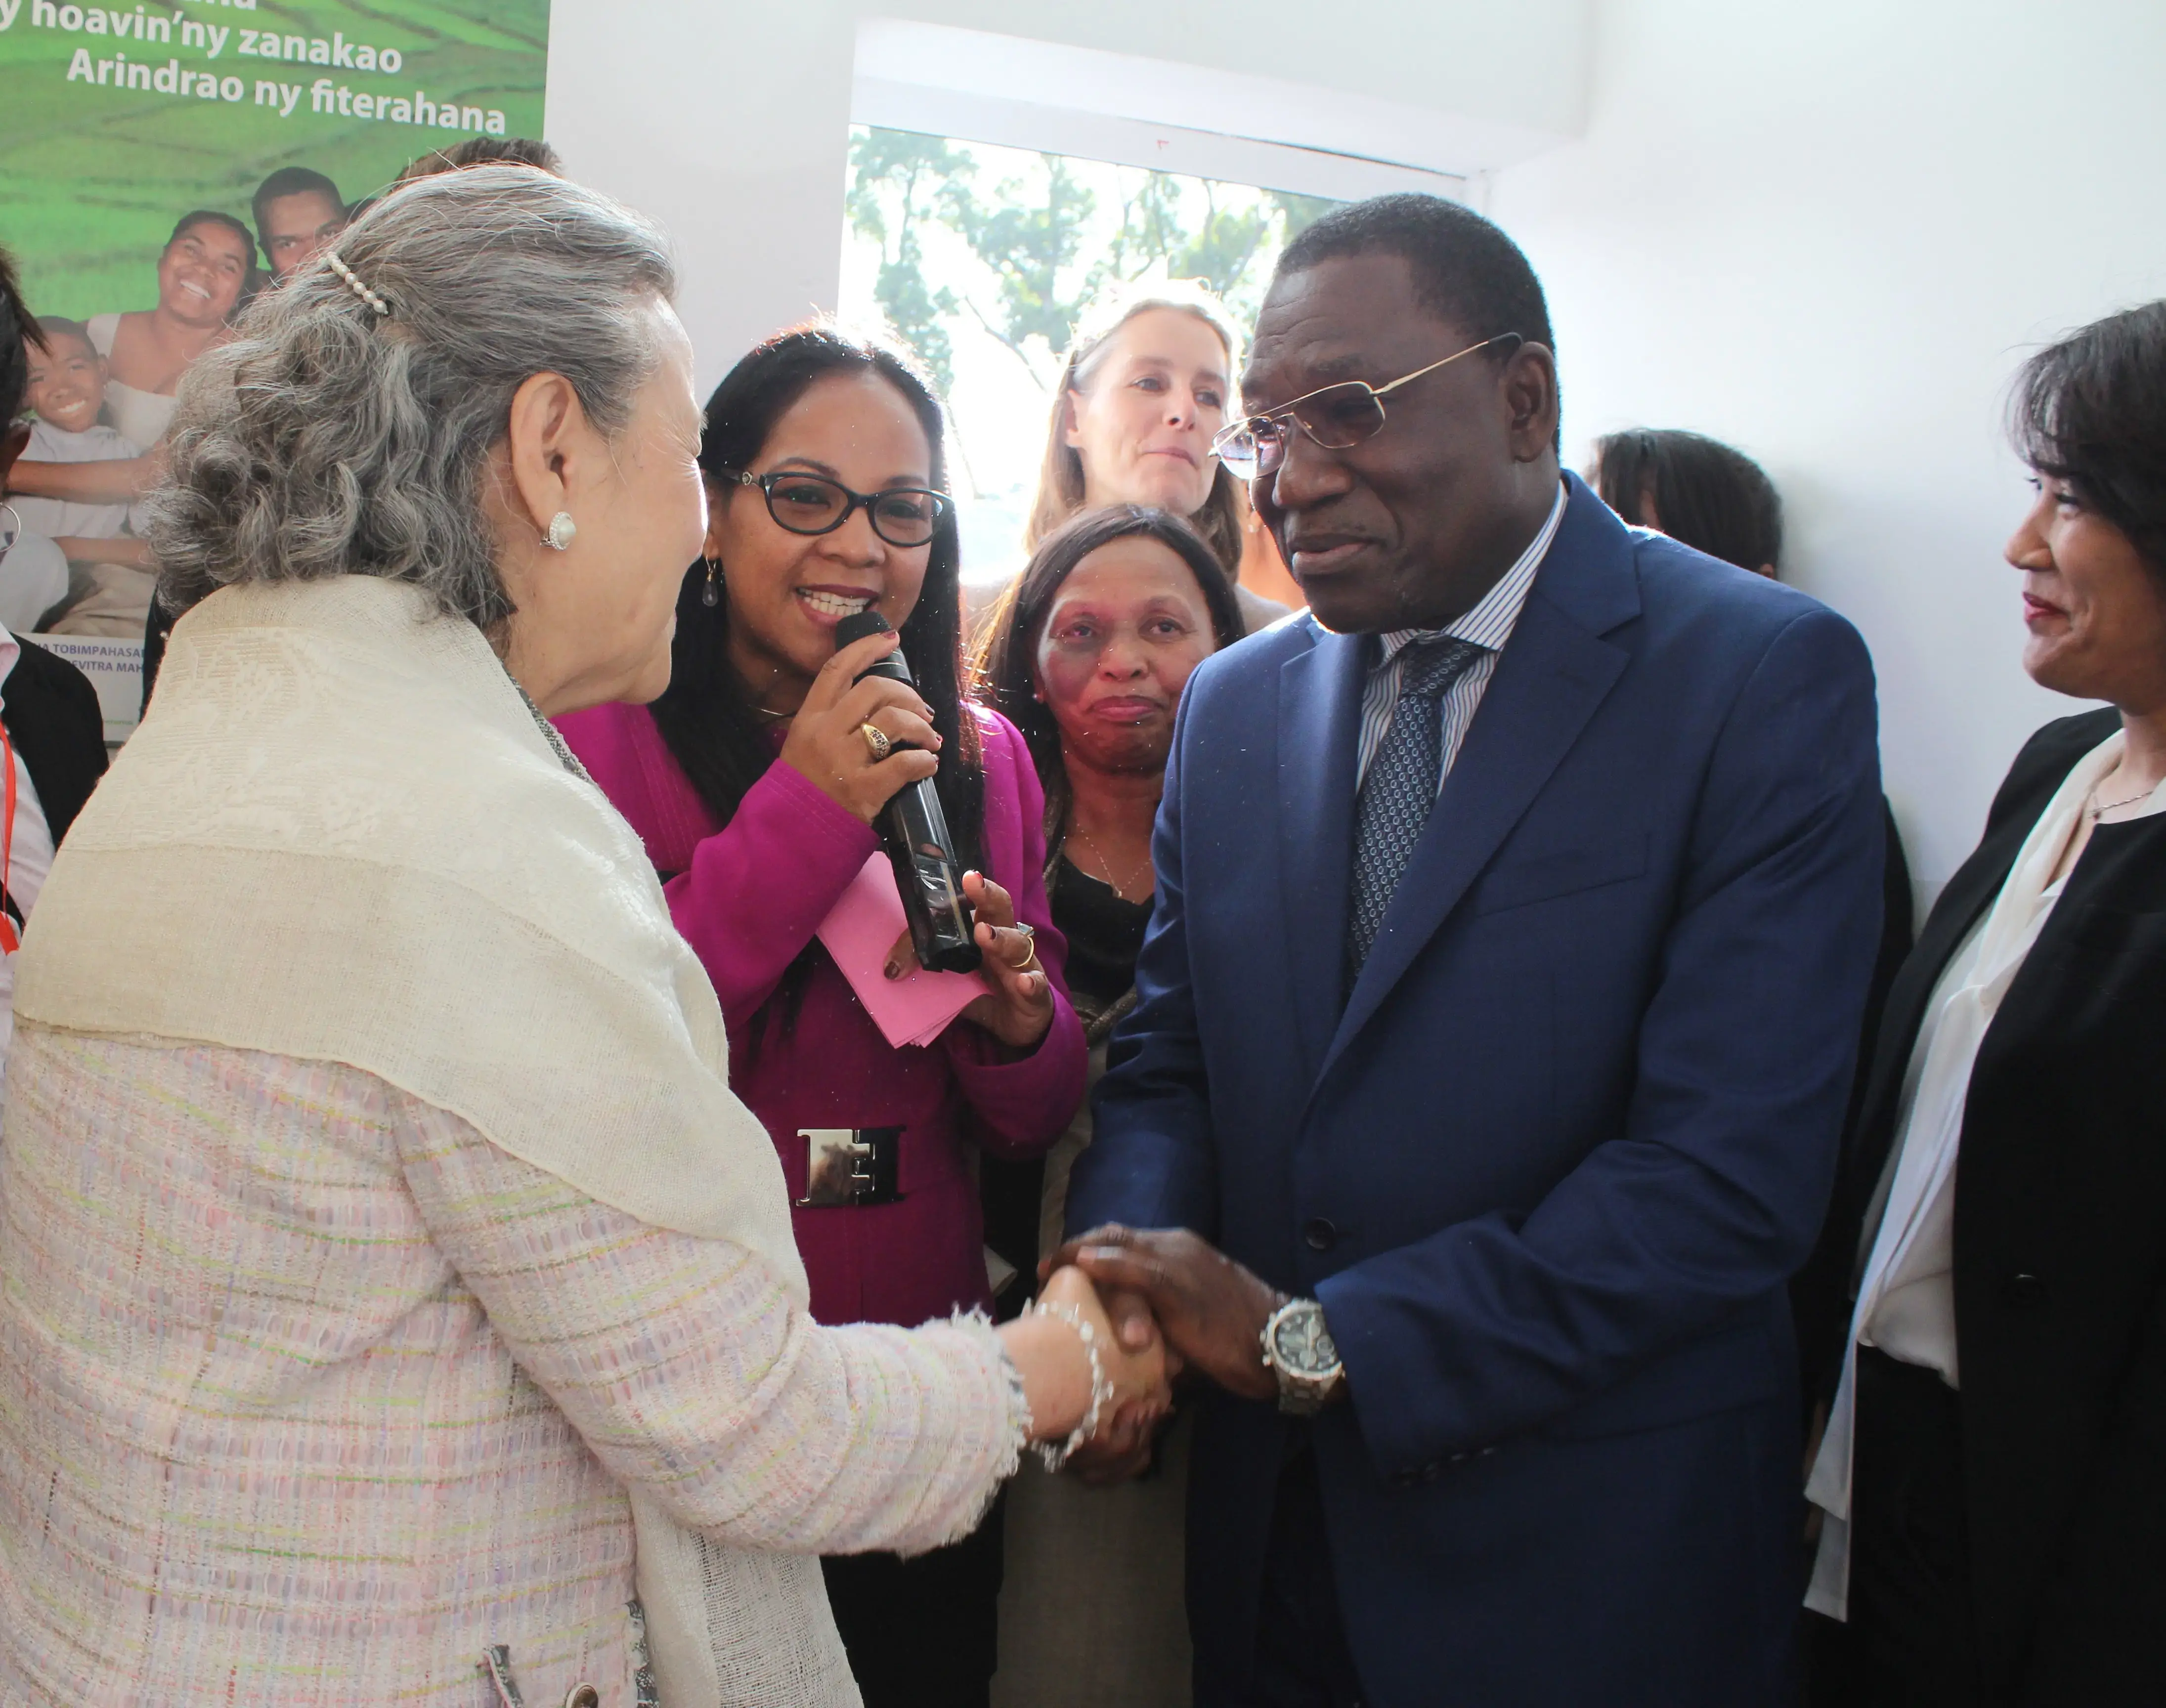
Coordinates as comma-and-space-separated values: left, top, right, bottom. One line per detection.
1029, 1226, 1288, 1486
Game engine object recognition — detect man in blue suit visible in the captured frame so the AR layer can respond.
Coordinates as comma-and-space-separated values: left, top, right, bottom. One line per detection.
1058, 195, 1885, 1706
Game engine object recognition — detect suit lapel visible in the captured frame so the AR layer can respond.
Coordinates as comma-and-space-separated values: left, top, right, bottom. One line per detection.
1842, 758, 2075, 1208
1276, 625, 1368, 1087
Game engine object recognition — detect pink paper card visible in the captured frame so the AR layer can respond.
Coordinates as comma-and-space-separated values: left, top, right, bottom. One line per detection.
816, 852, 988, 1048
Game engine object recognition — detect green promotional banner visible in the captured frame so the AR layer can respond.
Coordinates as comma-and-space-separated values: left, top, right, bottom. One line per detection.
0, 0, 549, 733
2, 0, 549, 314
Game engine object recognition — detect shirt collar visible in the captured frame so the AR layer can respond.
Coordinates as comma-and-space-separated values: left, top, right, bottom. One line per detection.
1376, 478, 1568, 667
0, 621, 19, 702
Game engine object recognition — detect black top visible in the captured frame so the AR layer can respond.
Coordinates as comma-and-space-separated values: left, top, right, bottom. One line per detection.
3, 637, 106, 829
979, 855, 1152, 1315
1, 635, 109, 930
1047, 854, 1151, 1009
1801, 706, 2166, 1700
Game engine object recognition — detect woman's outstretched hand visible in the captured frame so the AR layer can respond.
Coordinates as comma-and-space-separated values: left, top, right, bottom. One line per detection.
956, 871, 1055, 1049
1040, 1263, 1175, 1442
996, 1265, 1174, 1452
778, 628, 941, 824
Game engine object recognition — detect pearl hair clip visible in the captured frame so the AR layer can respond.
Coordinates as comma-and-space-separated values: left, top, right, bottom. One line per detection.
325, 251, 390, 317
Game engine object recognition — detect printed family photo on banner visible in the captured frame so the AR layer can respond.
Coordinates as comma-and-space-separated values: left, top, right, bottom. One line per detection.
0, 0, 546, 737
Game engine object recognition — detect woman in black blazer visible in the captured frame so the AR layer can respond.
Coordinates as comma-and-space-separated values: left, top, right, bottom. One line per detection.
1803, 300, 2166, 1706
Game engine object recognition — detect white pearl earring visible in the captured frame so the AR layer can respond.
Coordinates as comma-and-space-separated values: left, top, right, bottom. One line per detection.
543, 512, 577, 551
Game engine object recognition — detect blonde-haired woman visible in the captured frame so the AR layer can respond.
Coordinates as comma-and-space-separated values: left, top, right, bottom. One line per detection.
1025, 282, 1298, 629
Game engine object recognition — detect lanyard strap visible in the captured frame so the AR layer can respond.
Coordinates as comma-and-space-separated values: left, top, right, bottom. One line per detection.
0, 718, 18, 955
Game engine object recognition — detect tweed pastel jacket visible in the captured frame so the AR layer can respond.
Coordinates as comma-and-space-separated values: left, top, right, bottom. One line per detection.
0, 1031, 1025, 1705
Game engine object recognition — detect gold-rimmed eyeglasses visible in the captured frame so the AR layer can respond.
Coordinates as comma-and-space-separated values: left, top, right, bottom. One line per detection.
1210, 332, 1524, 479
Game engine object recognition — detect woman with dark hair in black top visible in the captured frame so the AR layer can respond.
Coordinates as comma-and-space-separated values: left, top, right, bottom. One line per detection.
977, 504, 1244, 1158
1801, 300, 2166, 1705
973, 504, 1244, 1708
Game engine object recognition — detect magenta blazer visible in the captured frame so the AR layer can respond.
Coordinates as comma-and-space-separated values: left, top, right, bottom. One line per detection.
556, 701, 1085, 1328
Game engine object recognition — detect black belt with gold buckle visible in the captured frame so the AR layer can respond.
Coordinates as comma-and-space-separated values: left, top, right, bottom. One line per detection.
794, 1126, 906, 1207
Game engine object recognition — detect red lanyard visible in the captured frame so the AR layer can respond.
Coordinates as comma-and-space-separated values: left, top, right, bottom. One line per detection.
0, 719, 18, 955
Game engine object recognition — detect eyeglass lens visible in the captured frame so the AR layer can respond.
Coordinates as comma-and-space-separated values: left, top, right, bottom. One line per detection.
764, 474, 944, 547
1223, 383, 1389, 476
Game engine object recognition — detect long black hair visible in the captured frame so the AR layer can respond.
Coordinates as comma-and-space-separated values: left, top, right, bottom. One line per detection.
650, 319, 985, 866
975, 504, 1242, 848
2011, 300, 2166, 577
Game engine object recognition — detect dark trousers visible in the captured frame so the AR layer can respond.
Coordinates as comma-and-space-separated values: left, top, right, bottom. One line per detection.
1808, 1346, 1986, 1708
823, 1495, 1004, 1708
1200, 1436, 1366, 1708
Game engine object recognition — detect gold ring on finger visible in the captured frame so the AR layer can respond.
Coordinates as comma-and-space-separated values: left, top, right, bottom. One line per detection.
861, 723, 892, 763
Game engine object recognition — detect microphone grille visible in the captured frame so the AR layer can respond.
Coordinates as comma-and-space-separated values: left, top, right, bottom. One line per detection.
834, 609, 894, 650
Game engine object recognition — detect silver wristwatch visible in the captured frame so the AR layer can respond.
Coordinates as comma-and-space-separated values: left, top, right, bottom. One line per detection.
1260, 1297, 1344, 1415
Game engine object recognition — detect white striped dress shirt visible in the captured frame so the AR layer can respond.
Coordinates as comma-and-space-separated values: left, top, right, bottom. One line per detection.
1355, 480, 1567, 791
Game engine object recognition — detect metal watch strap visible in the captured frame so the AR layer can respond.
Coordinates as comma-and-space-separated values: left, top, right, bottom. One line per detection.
1261, 1296, 1343, 1416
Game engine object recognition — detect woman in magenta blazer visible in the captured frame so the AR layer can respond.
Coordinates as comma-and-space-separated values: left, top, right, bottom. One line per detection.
556, 323, 1086, 1708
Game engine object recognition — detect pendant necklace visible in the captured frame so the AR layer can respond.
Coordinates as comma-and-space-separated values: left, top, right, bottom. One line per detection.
1071, 824, 1144, 901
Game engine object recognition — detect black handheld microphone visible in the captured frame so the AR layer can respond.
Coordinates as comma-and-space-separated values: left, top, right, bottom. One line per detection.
834, 610, 982, 975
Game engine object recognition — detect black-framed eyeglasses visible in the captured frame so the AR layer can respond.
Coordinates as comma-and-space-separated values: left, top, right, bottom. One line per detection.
1210, 332, 1524, 479
717, 467, 952, 549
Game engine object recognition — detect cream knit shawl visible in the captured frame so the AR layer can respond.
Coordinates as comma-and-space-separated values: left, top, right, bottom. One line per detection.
15, 575, 858, 1708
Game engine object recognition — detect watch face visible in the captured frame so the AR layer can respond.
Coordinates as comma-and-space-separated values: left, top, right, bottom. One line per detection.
1271, 1305, 1340, 1377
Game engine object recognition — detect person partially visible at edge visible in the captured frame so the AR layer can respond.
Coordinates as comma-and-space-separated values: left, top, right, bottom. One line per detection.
1589, 425, 1918, 1404
251, 166, 347, 286
0, 249, 110, 1109
1053, 191, 1885, 1708
0, 167, 1165, 1708
398, 135, 565, 181
554, 320, 1090, 1708
1592, 426, 1784, 578
971, 503, 1245, 1708
1799, 300, 2166, 1707
7, 210, 250, 520
990, 282, 1297, 636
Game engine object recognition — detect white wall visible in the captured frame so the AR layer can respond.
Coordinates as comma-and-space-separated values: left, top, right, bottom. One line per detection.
542, 0, 1590, 382
1485, 0, 2166, 892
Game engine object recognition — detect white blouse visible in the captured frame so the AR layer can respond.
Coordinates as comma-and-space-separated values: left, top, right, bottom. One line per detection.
1806, 727, 2166, 1618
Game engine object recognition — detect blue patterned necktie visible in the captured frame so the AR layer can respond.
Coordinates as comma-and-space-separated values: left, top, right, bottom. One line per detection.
1347, 636, 1484, 973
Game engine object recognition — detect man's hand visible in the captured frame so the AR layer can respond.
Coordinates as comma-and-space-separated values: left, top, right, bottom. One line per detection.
1044, 1226, 1282, 1404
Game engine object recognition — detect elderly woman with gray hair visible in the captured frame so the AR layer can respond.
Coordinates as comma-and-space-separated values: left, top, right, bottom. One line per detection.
0, 167, 1165, 1708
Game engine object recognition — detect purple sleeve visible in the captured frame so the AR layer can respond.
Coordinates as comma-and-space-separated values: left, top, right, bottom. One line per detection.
665, 757, 880, 1024
937, 713, 1087, 1158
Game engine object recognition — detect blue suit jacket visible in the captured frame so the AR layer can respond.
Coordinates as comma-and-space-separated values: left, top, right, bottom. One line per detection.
1068, 476, 1884, 1708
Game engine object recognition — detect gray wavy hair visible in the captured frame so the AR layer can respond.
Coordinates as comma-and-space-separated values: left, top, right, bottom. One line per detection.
149, 165, 677, 630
